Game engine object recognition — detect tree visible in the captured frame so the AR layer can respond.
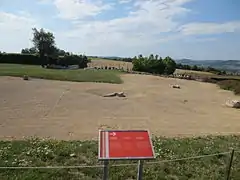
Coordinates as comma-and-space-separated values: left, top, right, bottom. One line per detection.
149, 54, 154, 60
32, 28, 56, 64
21, 47, 37, 54
192, 65, 198, 71
132, 54, 176, 74
162, 56, 176, 74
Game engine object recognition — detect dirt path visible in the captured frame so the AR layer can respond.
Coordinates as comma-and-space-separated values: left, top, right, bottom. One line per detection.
0, 75, 239, 140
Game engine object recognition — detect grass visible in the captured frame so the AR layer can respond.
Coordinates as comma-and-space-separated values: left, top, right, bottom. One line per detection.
217, 80, 240, 95
90, 57, 110, 61
0, 136, 239, 180
0, 64, 123, 84
174, 69, 214, 75
174, 69, 240, 95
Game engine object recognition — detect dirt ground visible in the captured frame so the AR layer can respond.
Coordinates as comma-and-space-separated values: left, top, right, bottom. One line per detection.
0, 75, 239, 140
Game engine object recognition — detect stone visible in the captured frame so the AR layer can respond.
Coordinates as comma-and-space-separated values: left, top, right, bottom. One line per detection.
103, 92, 117, 97
172, 85, 180, 89
116, 92, 126, 97
226, 100, 240, 109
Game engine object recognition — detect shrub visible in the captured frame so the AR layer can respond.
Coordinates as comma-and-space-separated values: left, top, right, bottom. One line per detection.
217, 80, 240, 95
0, 53, 89, 68
0, 53, 42, 65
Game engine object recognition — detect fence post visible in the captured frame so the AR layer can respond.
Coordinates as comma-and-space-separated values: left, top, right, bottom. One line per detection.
137, 160, 144, 180
103, 160, 109, 180
226, 149, 235, 180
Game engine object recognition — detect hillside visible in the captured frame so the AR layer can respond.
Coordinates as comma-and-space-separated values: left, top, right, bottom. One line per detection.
177, 59, 240, 72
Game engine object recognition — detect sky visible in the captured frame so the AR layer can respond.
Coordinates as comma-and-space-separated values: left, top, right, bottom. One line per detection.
0, 0, 240, 60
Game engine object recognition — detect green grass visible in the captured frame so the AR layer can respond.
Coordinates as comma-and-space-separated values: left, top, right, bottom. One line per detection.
0, 136, 239, 179
0, 64, 123, 84
90, 57, 112, 61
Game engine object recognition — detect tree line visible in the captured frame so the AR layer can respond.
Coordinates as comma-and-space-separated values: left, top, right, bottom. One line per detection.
0, 28, 89, 68
132, 54, 176, 75
99, 56, 228, 75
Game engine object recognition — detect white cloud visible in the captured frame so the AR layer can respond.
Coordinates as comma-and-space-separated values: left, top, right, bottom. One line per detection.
0, 11, 38, 52
119, 0, 132, 4
37, 0, 51, 4
53, 0, 114, 20
179, 21, 240, 35
2, 0, 240, 59
55, 0, 192, 55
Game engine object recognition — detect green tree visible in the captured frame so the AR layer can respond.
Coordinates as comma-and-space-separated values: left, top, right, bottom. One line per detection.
162, 56, 176, 74
32, 28, 56, 64
21, 47, 37, 54
192, 65, 198, 71
149, 54, 154, 60
132, 54, 171, 74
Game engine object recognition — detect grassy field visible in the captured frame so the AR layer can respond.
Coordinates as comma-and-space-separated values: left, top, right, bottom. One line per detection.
0, 136, 239, 179
0, 64, 122, 84
174, 69, 214, 75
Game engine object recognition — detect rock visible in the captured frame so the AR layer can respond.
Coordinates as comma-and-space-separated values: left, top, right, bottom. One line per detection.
172, 85, 180, 89
116, 92, 126, 97
103, 92, 117, 97
103, 92, 126, 97
226, 100, 240, 109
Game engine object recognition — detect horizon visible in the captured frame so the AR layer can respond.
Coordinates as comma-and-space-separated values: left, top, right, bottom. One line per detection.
95, 56, 240, 61
1, 0, 240, 60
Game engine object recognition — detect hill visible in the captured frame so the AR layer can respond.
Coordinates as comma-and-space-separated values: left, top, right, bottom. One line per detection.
177, 59, 240, 72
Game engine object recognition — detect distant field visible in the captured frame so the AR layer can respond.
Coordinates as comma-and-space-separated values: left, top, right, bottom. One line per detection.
0, 64, 122, 84
174, 69, 214, 75
89, 58, 133, 70
175, 69, 240, 80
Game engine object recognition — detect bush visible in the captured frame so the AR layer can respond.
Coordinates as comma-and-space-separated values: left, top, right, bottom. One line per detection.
132, 54, 176, 75
217, 80, 240, 95
0, 53, 89, 68
0, 53, 43, 65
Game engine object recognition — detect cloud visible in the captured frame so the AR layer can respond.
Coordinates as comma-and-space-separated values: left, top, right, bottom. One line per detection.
179, 21, 240, 35
37, 0, 51, 4
2, 0, 240, 59
119, 0, 132, 4
55, 0, 192, 55
0, 11, 38, 52
53, 0, 114, 20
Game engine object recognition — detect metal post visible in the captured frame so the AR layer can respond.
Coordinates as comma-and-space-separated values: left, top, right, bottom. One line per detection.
226, 149, 235, 180
103, 160, 109, 180
137, 160, 144, 180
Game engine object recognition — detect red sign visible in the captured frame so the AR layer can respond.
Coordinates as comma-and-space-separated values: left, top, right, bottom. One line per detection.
98, 130, 155, 160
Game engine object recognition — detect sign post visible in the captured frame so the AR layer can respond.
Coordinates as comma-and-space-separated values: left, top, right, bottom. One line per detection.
103, 160, 109, 180
98, 130, 155, 179
137, 160, 144, 180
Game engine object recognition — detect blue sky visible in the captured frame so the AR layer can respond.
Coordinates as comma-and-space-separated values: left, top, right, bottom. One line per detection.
0, 0, 240, 60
